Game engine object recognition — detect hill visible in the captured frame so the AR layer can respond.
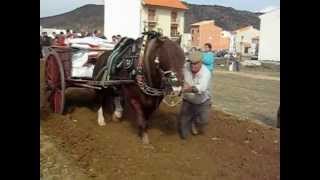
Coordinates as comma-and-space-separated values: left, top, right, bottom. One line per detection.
40, 4, 262, 33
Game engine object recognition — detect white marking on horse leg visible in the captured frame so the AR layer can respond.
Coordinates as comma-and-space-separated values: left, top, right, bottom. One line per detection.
142, 132, 150, 144
97, 107, 106, 126
112, 96, 123, 121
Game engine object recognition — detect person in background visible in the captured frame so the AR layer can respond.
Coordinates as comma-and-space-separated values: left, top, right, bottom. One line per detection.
72, 30, 78, 38
57, 32, 66, 46
201, 43, 216, 101
66, 29, 72, 38
93, 30, 102, 38
52, 32, 57, 39
112, 35, 118, 44
40, 35, 43, 59
116, 34, 122, 41
65, 29, 73, 45
178, 51, 212, 140
202, 43, 215, 73
41, 32, 52, 57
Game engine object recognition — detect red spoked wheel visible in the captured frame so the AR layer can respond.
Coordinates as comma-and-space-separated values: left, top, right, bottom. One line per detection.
45, 51, 66, 114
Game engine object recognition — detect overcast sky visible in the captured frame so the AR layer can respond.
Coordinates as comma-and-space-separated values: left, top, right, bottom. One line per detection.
40, 0, 280, 18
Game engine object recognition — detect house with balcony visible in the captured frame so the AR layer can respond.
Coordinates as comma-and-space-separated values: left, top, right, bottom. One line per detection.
141, 0, 188, 40
190, 20, 230, 51
104, 0, 187, 40
233, 25, 260, 56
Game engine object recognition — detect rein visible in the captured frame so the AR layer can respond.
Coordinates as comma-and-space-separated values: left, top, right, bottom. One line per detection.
135, 32, 183, 107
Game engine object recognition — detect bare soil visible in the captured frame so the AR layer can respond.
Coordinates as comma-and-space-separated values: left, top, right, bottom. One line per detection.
40, 60, 279, 180
41, 105, 279, 180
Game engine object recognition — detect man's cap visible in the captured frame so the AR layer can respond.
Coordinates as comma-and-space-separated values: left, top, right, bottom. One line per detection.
188, 51, 202, 64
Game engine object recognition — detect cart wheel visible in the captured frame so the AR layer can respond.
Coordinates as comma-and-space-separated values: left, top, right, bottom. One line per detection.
45, 51, 65, 114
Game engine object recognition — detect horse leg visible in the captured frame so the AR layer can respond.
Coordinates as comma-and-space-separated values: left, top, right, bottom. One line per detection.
97, 106, 106, 126
130, 99, 149, 144
112, 96, 123, 122
96, 93, 106, 126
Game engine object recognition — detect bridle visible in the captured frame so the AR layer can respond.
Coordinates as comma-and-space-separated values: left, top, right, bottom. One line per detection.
135, 32, 183, 106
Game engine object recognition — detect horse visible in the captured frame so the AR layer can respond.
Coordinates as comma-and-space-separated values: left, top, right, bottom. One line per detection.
93, 33, 185, 144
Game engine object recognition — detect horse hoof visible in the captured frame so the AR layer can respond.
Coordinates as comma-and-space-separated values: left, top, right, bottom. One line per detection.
142, 133, 150, 144
98, 119, 106, 126
112, 114, 120, 122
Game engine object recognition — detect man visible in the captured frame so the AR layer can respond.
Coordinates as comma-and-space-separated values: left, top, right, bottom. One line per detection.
56, 32, 66, 46
40, 35, 43, 59
51, 32, 57, 39
93, 30, 102, 38
41, 32, 52, 57
178, 51, 212, 139
112, 35, 118, 44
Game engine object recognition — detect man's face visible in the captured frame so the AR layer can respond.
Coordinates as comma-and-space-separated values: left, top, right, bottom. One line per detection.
191, 62, 202, 74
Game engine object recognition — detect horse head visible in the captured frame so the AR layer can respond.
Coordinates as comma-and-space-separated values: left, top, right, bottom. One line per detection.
143, 36, 185, 97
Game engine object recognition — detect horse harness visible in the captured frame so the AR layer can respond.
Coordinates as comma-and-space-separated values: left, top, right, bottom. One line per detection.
94, 31, 182, 106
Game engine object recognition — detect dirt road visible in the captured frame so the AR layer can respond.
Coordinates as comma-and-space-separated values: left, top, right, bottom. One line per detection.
41, 104, 279, 180
40, 61, 279, 180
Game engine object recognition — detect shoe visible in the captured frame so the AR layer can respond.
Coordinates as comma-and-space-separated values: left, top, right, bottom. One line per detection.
191, 122, 199, 135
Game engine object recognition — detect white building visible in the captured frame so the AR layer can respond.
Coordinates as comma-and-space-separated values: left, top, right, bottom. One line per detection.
104, 0, 141, 40
233, 26, 260, 56
258, 8, 280, 61
181, 33, 192, 52
104, 0, 187, 40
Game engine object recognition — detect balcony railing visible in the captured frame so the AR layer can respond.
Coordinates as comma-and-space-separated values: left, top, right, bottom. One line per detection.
171, 32, 180, 37
171, 18, 179, 24
147, 16, 158, 23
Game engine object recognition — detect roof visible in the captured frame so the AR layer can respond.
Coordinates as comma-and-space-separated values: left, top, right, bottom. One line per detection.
259, 8, 280, 18
191, 20, 215, 26
143, 0, 188, 10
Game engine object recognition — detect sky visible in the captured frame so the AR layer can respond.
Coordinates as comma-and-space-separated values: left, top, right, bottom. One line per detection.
40, 0, 280, 18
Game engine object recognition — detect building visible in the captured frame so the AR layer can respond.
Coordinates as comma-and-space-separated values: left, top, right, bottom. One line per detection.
190, 20, 230, 51
233, 26, 260, 56
104, 0, 188, 40
258, 8, 280, 61
180, 33, 192, 52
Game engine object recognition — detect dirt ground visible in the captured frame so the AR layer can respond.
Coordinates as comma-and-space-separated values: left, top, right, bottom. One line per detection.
40, 61, 279, 180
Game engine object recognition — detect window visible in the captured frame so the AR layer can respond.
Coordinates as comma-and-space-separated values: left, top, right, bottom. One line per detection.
148, 9, 156, 21
171, 11, 177, 23
171, 26, 178, 37
244, 47, 249, 53
148, 23, 156, 31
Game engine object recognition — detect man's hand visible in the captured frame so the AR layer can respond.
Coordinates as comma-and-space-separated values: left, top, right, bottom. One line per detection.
183, 84, 193, 93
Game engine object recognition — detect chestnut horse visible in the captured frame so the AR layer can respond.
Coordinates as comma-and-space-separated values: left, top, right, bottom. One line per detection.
93, 34, 185, 144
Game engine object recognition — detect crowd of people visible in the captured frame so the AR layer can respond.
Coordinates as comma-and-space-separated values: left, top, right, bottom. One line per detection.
40, 29, 122, 58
